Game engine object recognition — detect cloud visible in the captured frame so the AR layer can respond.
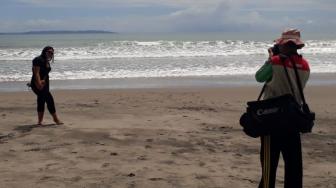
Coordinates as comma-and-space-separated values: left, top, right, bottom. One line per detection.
1, 0, 335, 33
149, 1, 276, 32
14, 0, 336, 10
15, 0, 223, 8
25, 19, 62, 27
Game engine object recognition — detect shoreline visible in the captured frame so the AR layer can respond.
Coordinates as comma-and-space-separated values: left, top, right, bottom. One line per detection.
0, 72, 335, 92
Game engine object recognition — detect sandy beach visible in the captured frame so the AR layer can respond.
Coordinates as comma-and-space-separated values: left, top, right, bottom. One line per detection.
0, 86, 335, 188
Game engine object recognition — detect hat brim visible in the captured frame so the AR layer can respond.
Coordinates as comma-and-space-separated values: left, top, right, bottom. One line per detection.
274, 38, 305, 49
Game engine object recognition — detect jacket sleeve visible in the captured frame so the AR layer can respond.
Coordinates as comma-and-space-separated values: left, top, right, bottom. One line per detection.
255, 60, 272, 83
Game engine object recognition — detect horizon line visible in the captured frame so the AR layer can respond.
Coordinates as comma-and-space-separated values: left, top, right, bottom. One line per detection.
0, 30, 117, 35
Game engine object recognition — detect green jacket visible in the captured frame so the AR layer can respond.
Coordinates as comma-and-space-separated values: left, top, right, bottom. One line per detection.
255, 60, 272, 82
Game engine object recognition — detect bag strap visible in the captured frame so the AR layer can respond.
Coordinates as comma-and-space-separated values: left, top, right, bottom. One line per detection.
281, 59, 296, 95
288, 57, 308, 105
257, 84, 266, 101
282, 56, 310, 108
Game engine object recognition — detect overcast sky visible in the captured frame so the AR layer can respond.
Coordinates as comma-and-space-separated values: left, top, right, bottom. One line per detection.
1, 0, 336, 34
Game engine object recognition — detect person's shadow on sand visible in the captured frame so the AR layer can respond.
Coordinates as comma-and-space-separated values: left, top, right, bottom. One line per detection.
14, 124, 57, 133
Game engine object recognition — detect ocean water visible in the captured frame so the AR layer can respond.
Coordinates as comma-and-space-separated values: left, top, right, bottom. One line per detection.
0, 33, 335, 90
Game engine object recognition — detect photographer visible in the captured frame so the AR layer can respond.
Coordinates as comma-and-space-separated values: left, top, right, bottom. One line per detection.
255, 29, 310, 188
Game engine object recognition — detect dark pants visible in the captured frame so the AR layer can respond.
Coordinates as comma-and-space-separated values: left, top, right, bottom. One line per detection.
32, 83, 56, 114
258, 133, 302, 188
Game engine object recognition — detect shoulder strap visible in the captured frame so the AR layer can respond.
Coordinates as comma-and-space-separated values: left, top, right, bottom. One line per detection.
257, 84, 266, 101
288, 57, 308, 105
280, 58, 296, 96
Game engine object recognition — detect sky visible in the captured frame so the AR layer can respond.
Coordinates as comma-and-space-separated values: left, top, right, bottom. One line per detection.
1, 0, 336, 34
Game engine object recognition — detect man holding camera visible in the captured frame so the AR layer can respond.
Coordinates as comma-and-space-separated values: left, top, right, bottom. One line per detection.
255, 29, 310, 188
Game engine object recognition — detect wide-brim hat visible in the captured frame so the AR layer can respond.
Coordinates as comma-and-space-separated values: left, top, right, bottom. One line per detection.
274, 29, 305, 49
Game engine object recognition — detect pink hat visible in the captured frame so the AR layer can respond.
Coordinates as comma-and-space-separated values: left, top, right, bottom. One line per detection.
274, 29, 305, 49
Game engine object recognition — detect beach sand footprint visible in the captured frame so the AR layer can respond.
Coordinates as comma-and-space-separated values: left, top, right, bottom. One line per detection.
24, 143, 72, 152
14, 124, 57, 133
149, 177, 165, 181
170, 106, 218, 112
0, 132, 15, 143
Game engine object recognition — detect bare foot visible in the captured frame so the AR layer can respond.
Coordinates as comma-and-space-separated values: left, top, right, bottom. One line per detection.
54, 119, 64, 125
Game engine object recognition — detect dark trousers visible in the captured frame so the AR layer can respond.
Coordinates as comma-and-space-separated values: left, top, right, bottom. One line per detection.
32, 84, 56, 114
258, 133, 302, 188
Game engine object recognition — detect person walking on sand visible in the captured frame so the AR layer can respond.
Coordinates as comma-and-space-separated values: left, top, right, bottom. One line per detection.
255, 29, 310, 188
31, 46, 63, 125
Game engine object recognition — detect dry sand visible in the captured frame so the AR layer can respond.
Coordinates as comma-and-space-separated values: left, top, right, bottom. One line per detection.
0, 86, 335, 188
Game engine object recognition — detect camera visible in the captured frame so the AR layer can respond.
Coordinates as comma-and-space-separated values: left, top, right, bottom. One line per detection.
270, 44, 280, 56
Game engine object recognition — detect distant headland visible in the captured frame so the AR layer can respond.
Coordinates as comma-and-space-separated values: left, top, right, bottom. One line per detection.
0, 30, 117, 35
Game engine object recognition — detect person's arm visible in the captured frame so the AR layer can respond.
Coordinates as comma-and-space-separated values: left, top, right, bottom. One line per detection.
33, 66, 45, 90
255, 60, 272, 82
